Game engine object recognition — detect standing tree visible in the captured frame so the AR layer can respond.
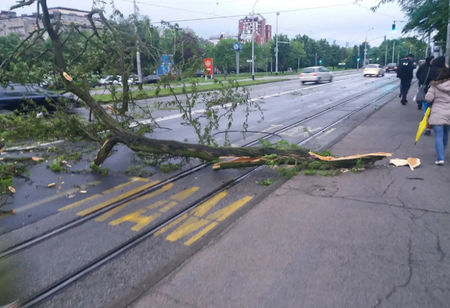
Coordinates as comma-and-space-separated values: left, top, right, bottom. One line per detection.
213, 38, 237, 76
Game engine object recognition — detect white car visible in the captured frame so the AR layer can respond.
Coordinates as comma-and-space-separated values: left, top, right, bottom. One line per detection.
299, 66, 333, 84
98, 75, 121, 86
363, 64, 385, 77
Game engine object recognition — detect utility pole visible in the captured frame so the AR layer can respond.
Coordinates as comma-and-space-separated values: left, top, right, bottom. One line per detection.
173, 28, 176, 57
363, 37, 367, 67
357, 45, 360, 69
392, 40, 395, 63
251, 0, 260, 81
275, 12, 279, 75
315, 52, 317, 66
426, 33, 431, 57
133, 0, 142, 83
297, 57, 300, 73
446, 0, 450, 64
384, 36, 388, 66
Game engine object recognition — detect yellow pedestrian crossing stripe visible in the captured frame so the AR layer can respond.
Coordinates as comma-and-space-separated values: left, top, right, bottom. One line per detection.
95, 183, 174, 222
58, 177, 152, 212
55, 176, 253, 247
76, 180, 160, 216
108, 186, 199, 231
146, 190, 253, 246
109, 209, 161, 232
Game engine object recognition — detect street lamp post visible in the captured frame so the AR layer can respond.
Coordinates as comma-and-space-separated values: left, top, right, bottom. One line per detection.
251, 0, 260, 81
392, 40, 395, 63
275, 12, 279, 75
133, 0, 142, 84
363, 27, 373, 67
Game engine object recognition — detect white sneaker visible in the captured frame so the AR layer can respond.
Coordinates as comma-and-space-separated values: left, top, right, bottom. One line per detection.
435, 160, 445, 165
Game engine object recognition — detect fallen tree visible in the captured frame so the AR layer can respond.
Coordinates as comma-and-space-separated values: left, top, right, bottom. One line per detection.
5, 0, 390, 171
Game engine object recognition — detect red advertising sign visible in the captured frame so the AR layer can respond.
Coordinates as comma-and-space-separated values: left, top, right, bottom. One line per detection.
203, 58, 213, 75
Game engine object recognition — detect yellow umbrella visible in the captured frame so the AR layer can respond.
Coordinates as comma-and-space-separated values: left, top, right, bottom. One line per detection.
415, 107, 431, 144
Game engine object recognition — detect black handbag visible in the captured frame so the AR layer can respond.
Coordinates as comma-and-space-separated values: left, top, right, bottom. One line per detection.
415, 85, 427, 103
415, 67, 431, 103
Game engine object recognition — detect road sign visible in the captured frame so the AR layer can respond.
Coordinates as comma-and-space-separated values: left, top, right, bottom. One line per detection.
246, 59, 252, 63
157, 54, 173, 75
233, 43, 242, 51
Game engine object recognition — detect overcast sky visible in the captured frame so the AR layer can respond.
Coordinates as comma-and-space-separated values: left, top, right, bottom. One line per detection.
3, 0, 408, 46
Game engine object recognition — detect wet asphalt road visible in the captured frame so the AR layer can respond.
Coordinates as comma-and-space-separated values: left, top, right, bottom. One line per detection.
0, 71, 401, 307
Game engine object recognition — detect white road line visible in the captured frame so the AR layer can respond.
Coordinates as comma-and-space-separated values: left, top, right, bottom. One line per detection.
131, 76, 357, 127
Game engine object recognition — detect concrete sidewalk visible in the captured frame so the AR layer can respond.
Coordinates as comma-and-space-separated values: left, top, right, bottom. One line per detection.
129, 88, 450, 307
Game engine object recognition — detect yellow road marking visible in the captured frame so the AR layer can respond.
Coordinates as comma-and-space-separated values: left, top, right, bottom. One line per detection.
59, 178, 149, 212
95, 183, 171, 221
154, 213, 189, 237
95, 199, 133, 222
206, 196, 253, 222
163, 195, 253, 245
12, 180, 101, 214
170, 187, 200, 201
109, 209, 161, 232
159, 187, 200, 213
59, 194, 102, 212
159, 201, 178, 213
76, 181, 160, 216
184, 222, 218, 246
103, 177, 148, 194
192, 191, 227, 217
105, 186, 199, 231
135, 183, 173, 202
165, 217, 210, 242
147, 200, 168, 210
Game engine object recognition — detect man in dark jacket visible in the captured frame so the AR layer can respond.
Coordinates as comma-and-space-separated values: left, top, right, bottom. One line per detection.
415, 56, 434, 109
397, 53, 415, 104
416, 56, 433, 87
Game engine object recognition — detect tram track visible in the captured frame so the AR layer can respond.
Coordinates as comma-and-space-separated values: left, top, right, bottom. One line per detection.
0, 78, 396, 260
6, 79, 399, 307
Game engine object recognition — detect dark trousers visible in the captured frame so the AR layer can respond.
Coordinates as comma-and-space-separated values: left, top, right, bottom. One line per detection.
400, 78, 412, 102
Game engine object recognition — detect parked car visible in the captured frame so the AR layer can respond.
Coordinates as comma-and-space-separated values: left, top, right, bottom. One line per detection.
98, 75, 121, 86
141, 74, 161, 84
298, 66, 333, 84
0, 83, 75, 113
363, 64, 385, 77
385, 63, 397, 73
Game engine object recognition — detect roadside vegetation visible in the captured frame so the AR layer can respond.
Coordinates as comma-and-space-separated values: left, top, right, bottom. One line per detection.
0, 0, 433, 201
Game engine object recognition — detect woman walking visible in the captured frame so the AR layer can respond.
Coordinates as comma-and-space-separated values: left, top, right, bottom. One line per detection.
425, 67, 450, 165
420, 56, 446, 135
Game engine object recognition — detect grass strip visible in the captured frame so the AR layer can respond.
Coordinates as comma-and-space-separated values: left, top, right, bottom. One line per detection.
93, 78, 288, 103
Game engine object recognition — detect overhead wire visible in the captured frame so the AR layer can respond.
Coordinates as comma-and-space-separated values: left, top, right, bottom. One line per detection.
128, 2, 357, 24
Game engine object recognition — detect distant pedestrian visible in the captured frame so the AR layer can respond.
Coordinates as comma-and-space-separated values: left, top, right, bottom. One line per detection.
420, 56, 446, 135
416, 56, 433, 89
424, 67, 450, 165
397, 53, 415, 104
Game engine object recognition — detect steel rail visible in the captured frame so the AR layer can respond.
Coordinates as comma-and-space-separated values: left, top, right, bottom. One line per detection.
0, 78, 395, 259
19, 81, 399, 308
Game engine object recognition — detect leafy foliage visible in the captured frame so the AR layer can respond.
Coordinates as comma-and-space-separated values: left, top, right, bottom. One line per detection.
370, 0, 449, 43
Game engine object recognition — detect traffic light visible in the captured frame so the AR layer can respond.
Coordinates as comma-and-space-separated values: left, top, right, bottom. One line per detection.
357, 57, 360, 62
392, 22, 396, 32
319, 59, 322, 65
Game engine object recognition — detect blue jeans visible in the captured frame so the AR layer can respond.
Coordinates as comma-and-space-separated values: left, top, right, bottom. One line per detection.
433, 125, 449, 161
